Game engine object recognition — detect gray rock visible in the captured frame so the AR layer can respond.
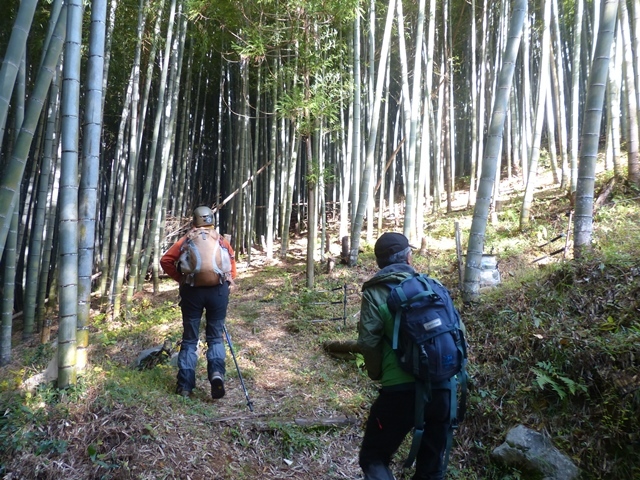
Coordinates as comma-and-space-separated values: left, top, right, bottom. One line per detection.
491, 424, 579, 480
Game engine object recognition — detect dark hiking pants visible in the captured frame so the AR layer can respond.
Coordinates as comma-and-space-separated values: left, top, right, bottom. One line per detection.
176, 282, 229, 392
359, 387, 451, 480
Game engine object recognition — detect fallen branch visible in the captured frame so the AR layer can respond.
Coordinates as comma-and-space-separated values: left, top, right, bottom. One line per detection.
291, 416, 358, 427
536, 233, 565, 249
531, 247, 565, 264
374, 138, 405, 194
562, 211, 573, 259
322, 340, 361, 360
213, 414, 358, 429
213, 162, 271, 214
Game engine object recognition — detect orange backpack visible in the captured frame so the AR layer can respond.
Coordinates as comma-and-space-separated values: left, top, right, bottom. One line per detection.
177, 228, 232, 286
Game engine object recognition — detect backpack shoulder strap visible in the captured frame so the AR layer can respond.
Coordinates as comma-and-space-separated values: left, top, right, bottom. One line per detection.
383, 279, 408, 350
376, 286, 404, 350
184, 228, 199, 242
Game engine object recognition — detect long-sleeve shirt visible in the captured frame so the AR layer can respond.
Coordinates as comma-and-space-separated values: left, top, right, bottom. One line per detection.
358, 263, 416, 388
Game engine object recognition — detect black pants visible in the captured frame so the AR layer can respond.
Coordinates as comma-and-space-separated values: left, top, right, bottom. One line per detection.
359, 387, 451, 480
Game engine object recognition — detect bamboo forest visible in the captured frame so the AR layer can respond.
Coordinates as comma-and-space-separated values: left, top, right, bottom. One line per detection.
1, 0, 640, 476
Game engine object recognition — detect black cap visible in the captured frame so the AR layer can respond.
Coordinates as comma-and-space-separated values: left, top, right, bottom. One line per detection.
374, 232, 414, 260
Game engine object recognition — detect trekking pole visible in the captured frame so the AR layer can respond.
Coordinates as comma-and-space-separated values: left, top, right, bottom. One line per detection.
222, 324, 254, 412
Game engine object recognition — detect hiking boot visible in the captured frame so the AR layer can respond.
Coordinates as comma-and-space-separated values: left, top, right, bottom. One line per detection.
363, 461, 395, 480
210, 372, 225, 399
176, 386, 191, 398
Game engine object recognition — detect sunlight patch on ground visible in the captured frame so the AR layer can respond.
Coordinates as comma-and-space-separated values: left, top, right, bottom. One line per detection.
422, 235, 457, 252
150, 279, 179, 294
257, 364, 297, 391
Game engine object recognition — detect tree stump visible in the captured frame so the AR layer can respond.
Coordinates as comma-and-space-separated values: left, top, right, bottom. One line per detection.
340, 236, 349, 264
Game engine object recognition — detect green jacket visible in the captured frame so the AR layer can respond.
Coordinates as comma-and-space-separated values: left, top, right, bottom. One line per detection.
357, 262, 416, 388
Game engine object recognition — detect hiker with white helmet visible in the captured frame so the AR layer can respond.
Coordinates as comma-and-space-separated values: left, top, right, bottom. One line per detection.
160, 206, 237, 400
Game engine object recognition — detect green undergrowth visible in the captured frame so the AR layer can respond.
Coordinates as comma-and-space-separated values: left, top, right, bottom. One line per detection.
462, 252, 640, 478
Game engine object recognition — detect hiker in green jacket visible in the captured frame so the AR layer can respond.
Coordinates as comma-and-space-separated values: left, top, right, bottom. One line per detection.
357, 232, 453, 480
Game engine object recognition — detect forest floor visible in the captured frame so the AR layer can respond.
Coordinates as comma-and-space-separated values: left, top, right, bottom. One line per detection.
2, 164, 639, 479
